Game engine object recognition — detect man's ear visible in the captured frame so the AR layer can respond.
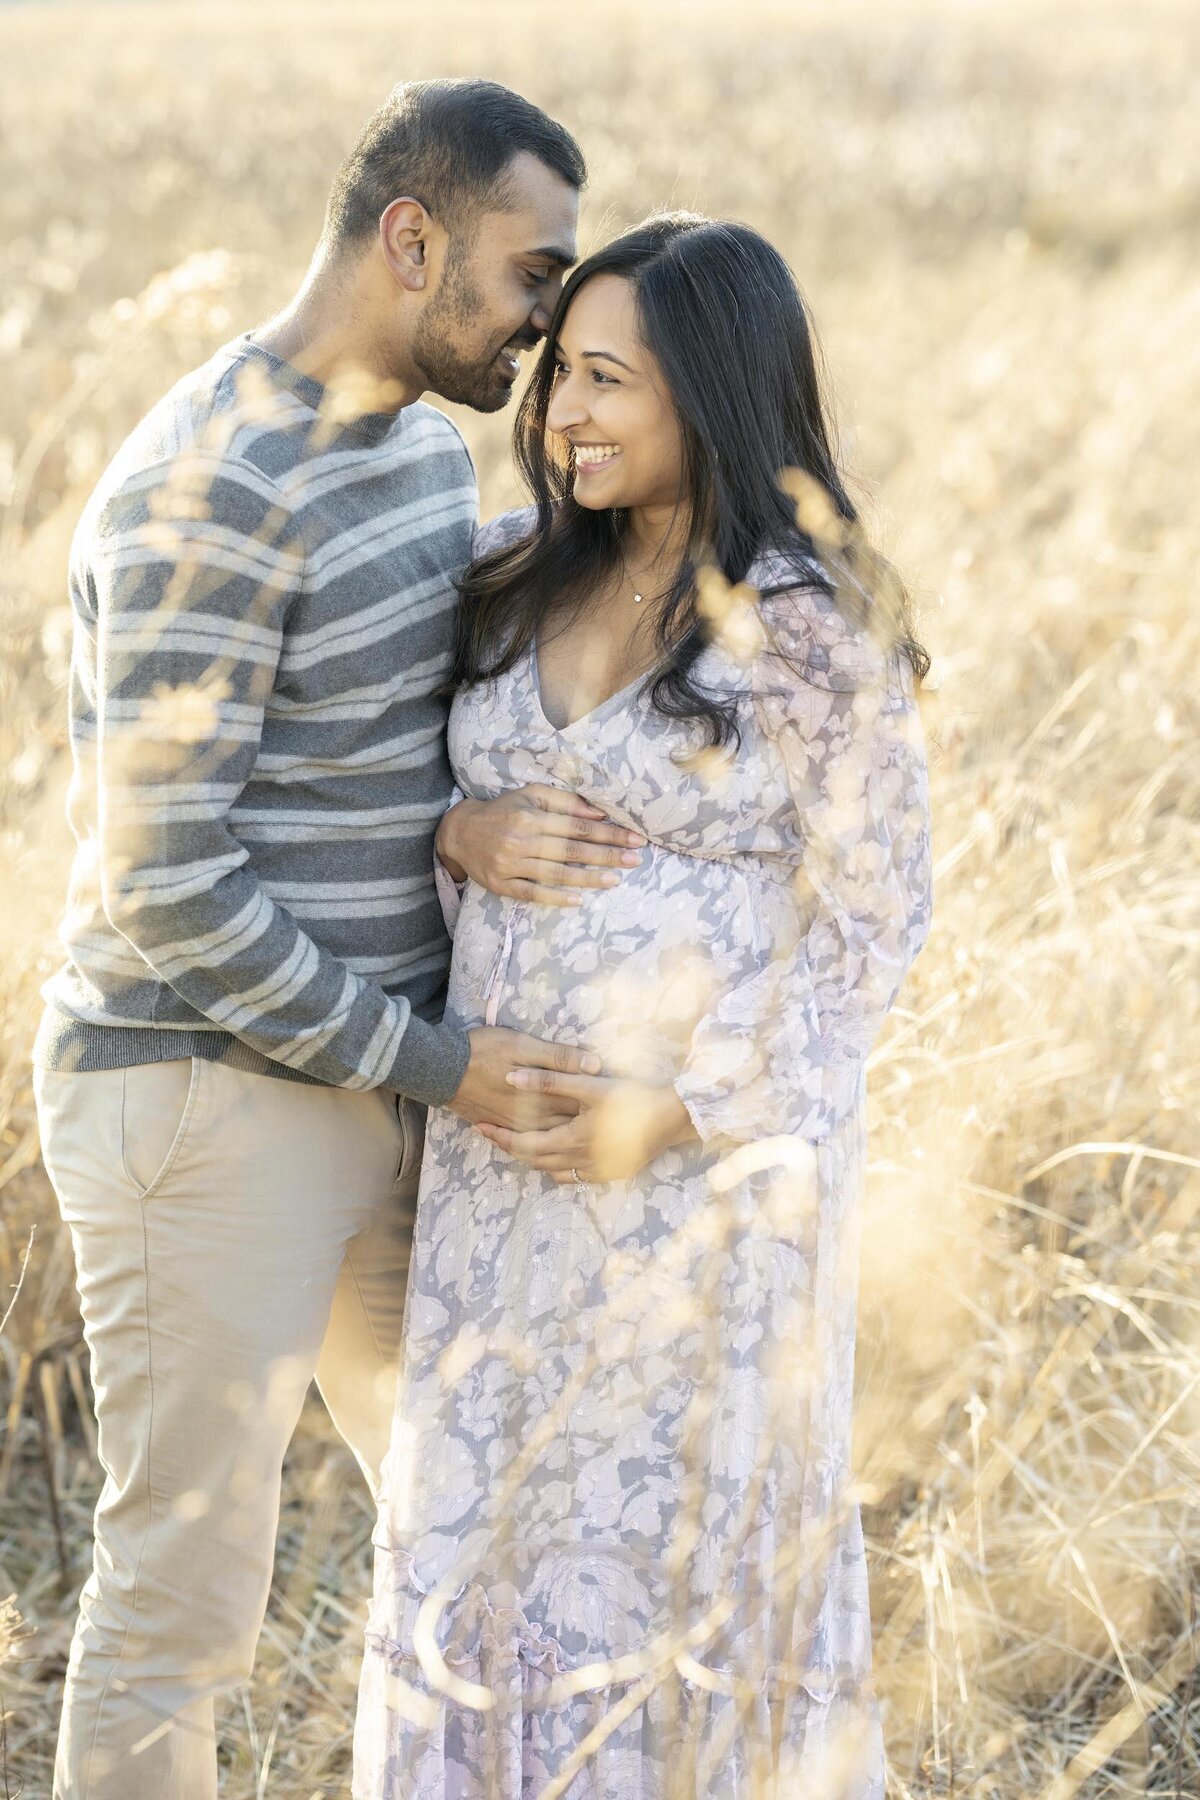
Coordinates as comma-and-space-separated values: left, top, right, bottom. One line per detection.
380, 197, 435, 292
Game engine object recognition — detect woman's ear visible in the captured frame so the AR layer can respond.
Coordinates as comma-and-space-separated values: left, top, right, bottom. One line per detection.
379, 197, 434, 292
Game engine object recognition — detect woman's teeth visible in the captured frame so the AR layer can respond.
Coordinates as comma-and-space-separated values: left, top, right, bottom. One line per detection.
574, 446, 622, 468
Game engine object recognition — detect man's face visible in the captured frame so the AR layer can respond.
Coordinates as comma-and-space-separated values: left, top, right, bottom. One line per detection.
411, 151, 579, 413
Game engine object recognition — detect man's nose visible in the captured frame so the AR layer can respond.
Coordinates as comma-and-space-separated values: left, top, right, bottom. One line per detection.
530, 265, 569, 336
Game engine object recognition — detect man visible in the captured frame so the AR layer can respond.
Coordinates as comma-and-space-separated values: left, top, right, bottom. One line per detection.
32, 79, 641, 1800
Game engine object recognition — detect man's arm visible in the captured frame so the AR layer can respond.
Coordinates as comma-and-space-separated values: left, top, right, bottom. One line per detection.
91, 452, 593, 1116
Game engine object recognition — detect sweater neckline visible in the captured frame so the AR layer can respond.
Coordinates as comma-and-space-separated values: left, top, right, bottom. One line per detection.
234, 333, 407, 446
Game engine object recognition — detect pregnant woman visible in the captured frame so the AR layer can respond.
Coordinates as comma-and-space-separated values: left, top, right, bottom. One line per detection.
355, 214, 933, 1799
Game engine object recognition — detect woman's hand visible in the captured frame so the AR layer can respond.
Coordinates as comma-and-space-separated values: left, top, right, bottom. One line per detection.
435, 786, 645, 907
475, 1069, 699, 1183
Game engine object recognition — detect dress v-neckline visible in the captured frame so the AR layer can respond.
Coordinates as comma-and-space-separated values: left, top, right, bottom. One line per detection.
527, 638, 653, 735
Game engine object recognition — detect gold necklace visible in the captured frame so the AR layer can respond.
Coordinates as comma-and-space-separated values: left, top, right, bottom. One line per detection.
619, 542, 670, 606
616, 544, 645, 604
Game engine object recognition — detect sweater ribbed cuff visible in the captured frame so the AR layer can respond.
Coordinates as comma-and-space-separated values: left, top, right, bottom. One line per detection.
384, 1011, 470, 1108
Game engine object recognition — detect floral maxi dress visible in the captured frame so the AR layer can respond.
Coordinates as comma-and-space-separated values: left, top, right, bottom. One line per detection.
354, 510, 933, 1800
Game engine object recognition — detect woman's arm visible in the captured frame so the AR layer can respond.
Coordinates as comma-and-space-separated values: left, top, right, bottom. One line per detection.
672, 584, 933, 1146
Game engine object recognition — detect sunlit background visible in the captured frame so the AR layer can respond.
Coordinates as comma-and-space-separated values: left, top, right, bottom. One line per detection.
1, 1, 1197, 1794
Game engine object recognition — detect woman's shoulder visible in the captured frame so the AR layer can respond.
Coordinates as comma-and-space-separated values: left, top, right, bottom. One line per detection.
471, 505, 539, 560
744, 548, 898, 695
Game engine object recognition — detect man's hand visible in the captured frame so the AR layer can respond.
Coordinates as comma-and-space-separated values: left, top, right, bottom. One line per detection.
448, 1028, 604, 1131
436, 785, 645, 906
475, 1070, 699, 1183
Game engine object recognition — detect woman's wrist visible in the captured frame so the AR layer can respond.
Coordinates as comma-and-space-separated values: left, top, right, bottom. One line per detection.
654, 1085, 699, 1153
435, 801, 472, 884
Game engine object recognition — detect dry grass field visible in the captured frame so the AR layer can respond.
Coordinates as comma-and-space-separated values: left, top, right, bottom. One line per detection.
1, 1, 1198, 1794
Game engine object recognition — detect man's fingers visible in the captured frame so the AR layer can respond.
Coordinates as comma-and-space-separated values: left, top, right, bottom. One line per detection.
510, 1039, 603, 1079
506, 1069, 606, 1104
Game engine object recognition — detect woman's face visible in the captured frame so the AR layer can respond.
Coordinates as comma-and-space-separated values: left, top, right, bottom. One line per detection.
544, 274, 686, 516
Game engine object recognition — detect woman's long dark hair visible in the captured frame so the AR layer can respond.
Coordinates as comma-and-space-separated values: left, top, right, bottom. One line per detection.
453, 212, 929, 747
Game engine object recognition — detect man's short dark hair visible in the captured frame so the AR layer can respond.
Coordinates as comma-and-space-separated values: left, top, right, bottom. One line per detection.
324, 79, 586, 251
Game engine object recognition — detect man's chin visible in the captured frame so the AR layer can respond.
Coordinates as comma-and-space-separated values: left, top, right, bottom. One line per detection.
470, 381, 516, 415
428, 368, 516, 415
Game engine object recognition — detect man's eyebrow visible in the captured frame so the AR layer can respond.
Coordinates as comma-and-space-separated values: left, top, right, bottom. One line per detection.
524, 244, 576, 269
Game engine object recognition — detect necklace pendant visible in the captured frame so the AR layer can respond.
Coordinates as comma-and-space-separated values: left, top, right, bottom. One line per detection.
633, 591, 644, 605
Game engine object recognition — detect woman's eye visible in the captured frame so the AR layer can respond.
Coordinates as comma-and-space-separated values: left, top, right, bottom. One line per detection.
592, 370, 617, 386
552, 359, 569, 378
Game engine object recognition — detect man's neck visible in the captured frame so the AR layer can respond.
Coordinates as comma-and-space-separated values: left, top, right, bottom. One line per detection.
254, 251, 424, 412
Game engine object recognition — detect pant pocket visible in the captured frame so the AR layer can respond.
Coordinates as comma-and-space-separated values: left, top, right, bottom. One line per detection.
120, 1057, 202, 1199
396, 1096, 427, 1184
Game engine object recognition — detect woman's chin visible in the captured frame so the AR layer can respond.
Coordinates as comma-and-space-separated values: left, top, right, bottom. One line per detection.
572, 475, 630, 511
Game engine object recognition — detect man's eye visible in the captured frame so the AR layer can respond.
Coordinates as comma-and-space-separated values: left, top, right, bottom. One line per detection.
524, 269, 550, 287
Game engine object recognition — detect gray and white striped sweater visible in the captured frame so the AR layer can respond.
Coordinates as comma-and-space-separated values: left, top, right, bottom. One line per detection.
34, 335, 477, 1104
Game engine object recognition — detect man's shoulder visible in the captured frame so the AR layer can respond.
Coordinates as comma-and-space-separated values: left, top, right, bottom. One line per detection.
81, 341, 303, 533
404, 401, 477, 476
78, 361, 481, 554
405, 399, 469, 447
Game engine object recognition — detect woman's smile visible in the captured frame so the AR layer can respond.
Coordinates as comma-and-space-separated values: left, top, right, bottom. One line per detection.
572, 442, 623, 470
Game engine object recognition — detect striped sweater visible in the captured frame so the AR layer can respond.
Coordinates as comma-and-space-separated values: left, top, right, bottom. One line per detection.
34, 334, 477, 1104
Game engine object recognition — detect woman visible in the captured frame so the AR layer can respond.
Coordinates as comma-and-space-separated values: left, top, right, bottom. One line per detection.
354, 214, 933, 1799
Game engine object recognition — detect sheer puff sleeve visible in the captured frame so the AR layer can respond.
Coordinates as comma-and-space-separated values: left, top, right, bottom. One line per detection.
672, 583, 933, 1146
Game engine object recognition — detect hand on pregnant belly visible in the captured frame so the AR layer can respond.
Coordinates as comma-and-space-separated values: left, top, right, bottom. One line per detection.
475, 1067, 699, 1183
436, 782, 646, 905
448, 1028, 605, 1131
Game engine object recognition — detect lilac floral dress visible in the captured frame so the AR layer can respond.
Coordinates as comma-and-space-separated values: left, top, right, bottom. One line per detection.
354, 509, 933, 1799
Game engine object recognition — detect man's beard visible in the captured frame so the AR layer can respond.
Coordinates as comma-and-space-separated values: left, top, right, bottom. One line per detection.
410, 253, 514, 414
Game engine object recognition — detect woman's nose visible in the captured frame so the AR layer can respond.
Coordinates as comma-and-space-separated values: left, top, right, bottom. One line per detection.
546, 377, 588, 435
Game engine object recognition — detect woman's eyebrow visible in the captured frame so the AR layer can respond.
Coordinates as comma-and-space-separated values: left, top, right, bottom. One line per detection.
584, 350, 635, 372
550, 343, 636, 374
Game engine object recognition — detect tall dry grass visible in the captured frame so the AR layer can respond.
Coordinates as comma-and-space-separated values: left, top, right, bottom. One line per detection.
1, 2, 1197, 1794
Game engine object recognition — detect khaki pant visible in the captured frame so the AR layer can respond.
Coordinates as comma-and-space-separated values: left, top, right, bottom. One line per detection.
33, 1054, 422, 1800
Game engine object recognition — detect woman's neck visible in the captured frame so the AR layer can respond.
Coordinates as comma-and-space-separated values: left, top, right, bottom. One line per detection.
622, 503, 691, 574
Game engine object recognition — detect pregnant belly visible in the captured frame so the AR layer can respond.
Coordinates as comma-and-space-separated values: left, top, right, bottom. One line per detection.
447, 844, 760, 1083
